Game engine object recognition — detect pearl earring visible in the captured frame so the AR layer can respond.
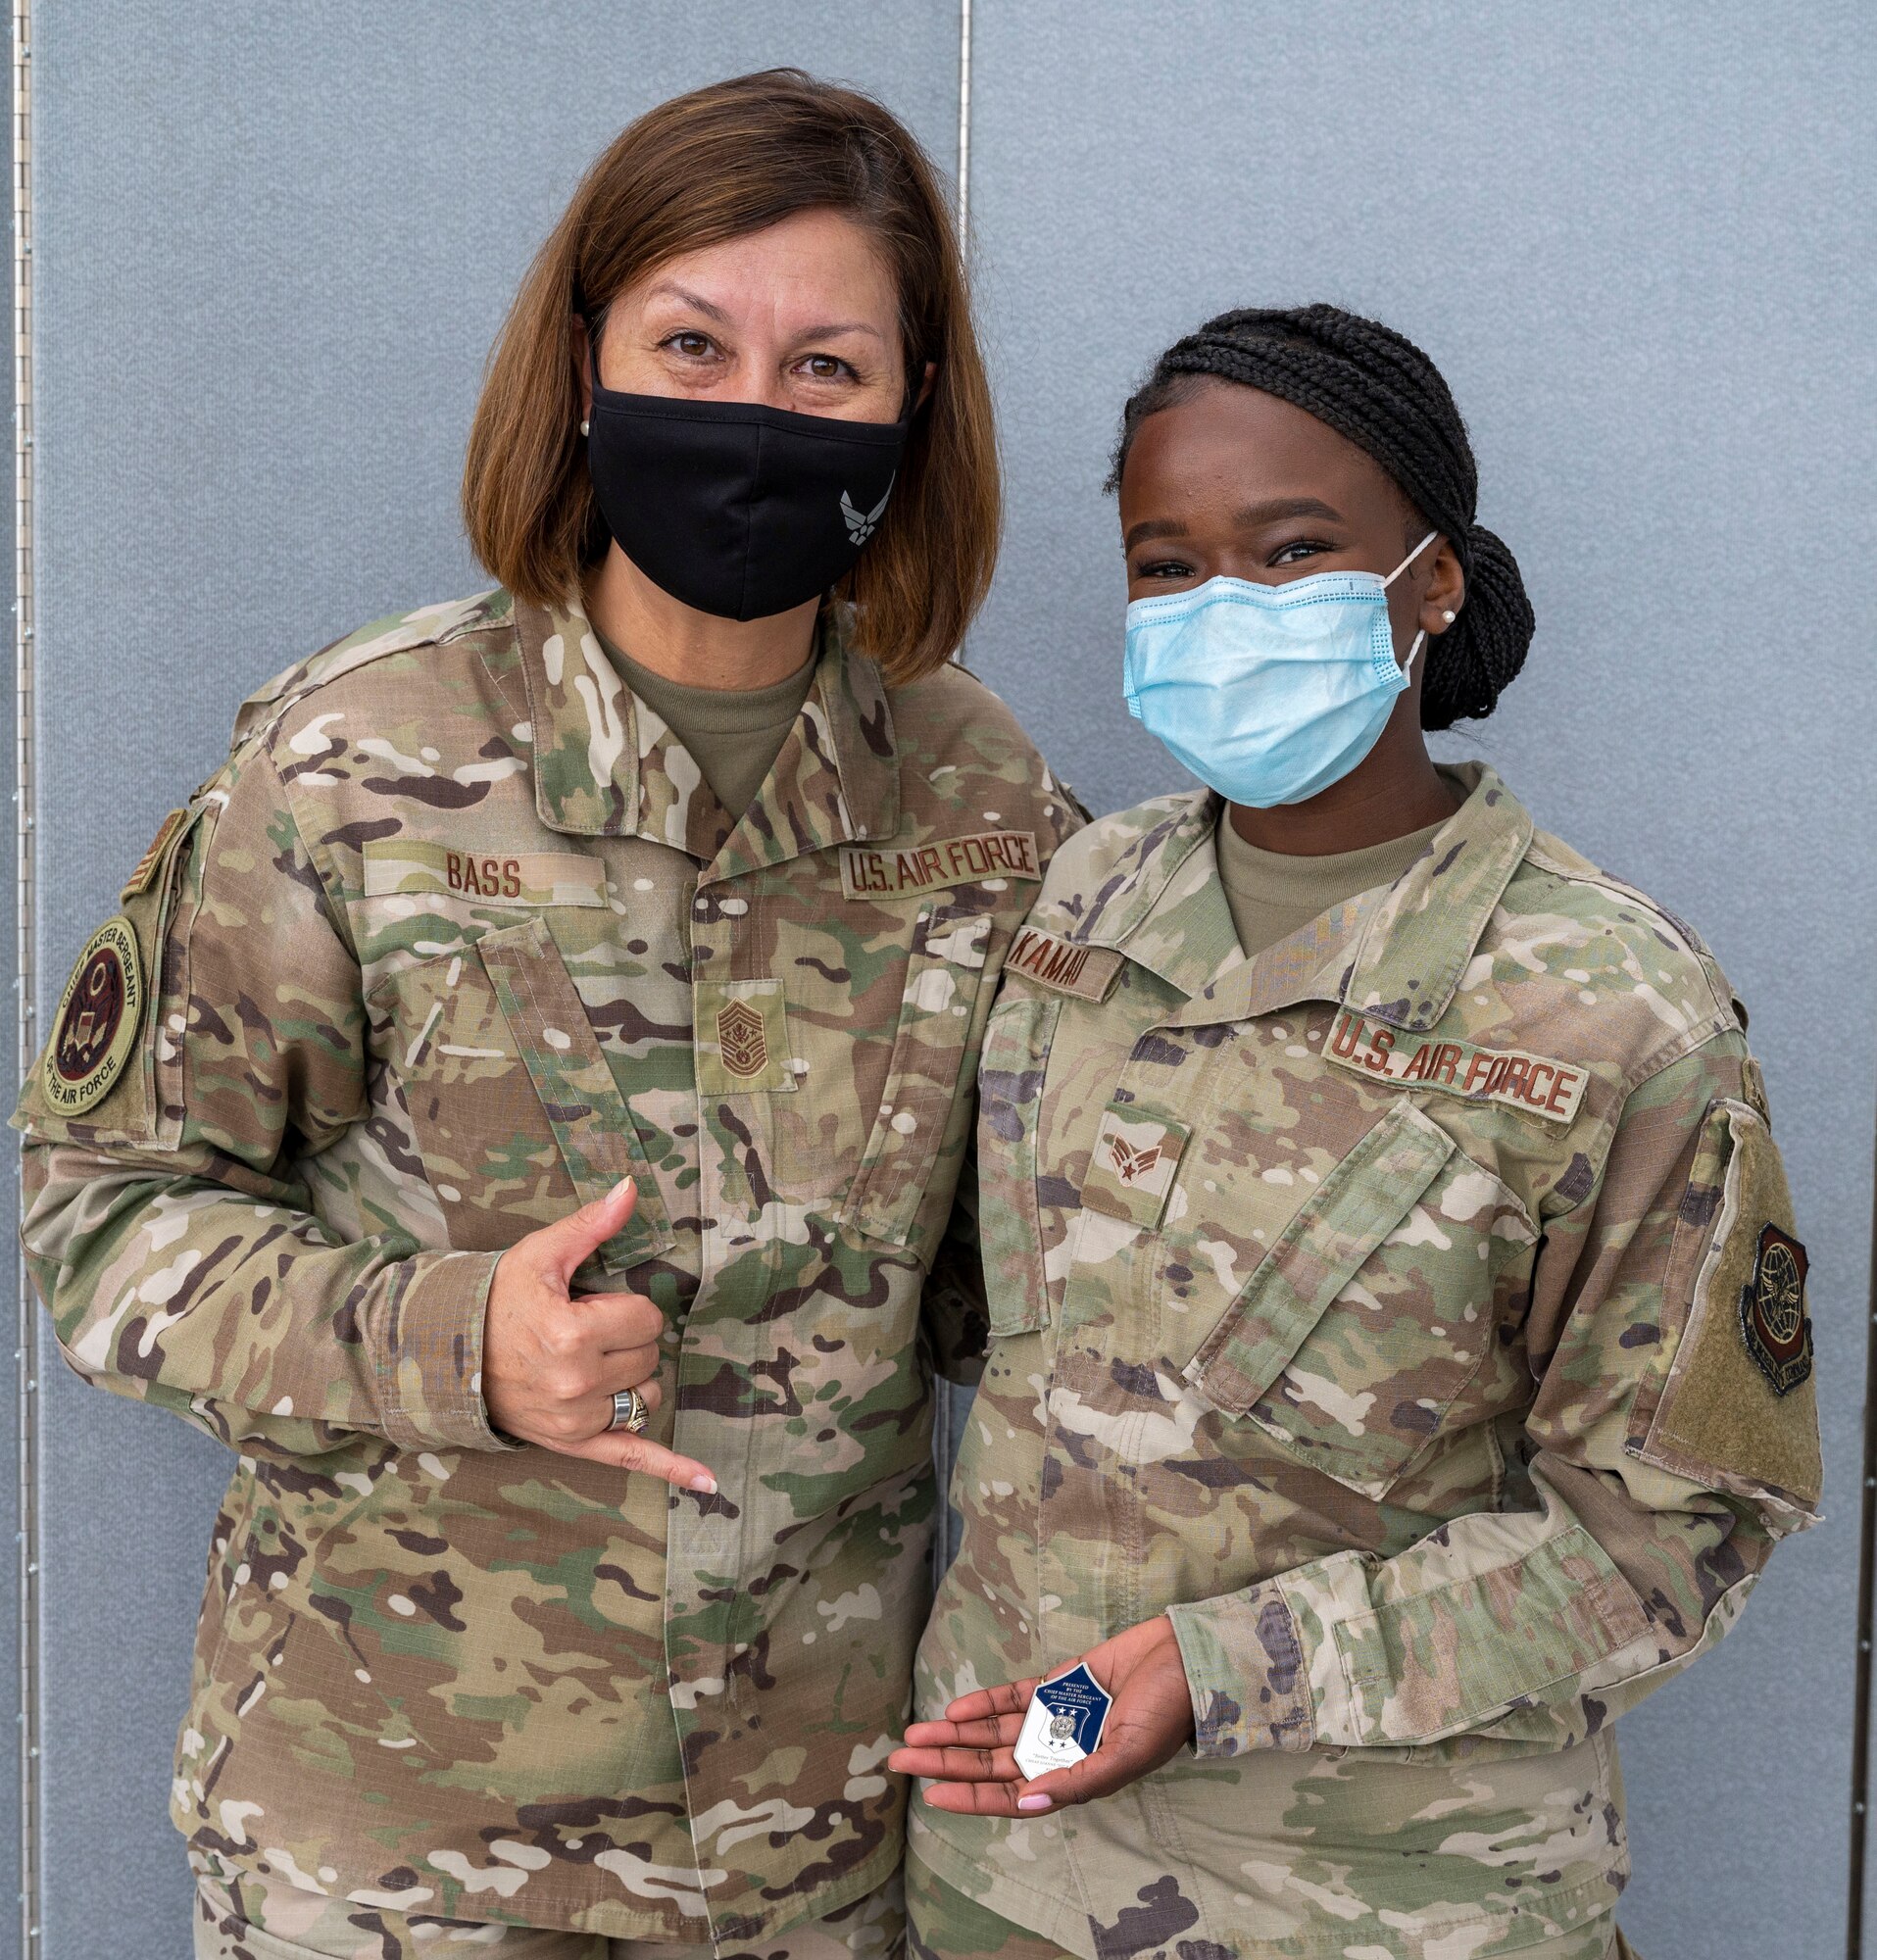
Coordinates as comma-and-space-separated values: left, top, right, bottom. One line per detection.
1441, 609, 1457, 624
580, 418, 590, 437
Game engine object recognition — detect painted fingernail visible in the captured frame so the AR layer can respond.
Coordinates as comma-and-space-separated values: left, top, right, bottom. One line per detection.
688, 1472, 717, 1494
1016, 1794, 1052, 1813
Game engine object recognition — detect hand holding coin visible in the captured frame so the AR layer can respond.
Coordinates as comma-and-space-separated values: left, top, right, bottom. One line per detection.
888, 1612, 1196, 1816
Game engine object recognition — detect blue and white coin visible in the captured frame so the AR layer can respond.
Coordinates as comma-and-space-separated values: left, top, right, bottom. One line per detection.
1013, 1661, 1111, 1781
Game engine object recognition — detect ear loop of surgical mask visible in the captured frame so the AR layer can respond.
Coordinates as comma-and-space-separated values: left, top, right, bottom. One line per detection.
1386, 531, 1438, 682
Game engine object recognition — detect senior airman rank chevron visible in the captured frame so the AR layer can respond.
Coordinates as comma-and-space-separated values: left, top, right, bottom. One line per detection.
1324, 1007, 1590, 1125
1005, 924, 1122, 1003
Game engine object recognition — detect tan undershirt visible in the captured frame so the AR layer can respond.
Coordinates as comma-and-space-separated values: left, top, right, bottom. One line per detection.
597, 631, 816, 822
1216, 807, 1450, 959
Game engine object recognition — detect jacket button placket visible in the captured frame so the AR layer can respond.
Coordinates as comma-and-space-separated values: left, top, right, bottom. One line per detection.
670, 883, 725, 1603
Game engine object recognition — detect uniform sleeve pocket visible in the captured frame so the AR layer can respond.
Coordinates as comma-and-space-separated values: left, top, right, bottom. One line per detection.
973, 990, 1062, 1338
843, 905, 997, 1255
383, 917, 673, 1275
1184, 1100, 1535, 1499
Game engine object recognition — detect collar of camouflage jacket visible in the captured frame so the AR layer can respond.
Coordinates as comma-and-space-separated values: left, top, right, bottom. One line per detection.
516, 595, 899, 870
1082, 762, 1535, 1032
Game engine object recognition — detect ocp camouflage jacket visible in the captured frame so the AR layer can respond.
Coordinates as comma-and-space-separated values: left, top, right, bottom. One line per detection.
913, 764, 1820, 1960
15, 588, 1081, 1945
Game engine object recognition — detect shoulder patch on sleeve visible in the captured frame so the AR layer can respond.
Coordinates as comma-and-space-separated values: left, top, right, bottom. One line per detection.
1740, 1223, 1809, 1395
42, 917, 144, 1114
1633, 1097, 1821, 1522
14, 797, 217, 1147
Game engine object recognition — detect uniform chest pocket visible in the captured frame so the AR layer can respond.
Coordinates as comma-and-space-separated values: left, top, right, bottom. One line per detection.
840, 905, 997, 1255
1182, 1100, 1537, 1498
375, 916, 674, 1274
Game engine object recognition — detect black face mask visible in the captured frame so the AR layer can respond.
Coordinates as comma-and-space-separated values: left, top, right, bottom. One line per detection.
584, 372, 911, 622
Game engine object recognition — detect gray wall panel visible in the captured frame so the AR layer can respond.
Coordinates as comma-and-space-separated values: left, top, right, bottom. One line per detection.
18, 4, 1876, 1958
27, 8, 957, 1953
964, 6, 1873, 1959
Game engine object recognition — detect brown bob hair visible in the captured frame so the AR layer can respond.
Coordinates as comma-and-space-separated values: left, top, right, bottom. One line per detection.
463, 69, 998, 684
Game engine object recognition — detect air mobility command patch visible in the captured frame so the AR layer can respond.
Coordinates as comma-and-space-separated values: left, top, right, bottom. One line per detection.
1324, 1008, 1588, 1125
43, 916, 145, 1115
1740, 1223, 1811, 1396
840, 829, 1039, 901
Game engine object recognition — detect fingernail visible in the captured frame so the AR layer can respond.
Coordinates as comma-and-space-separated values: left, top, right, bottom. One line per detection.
688, 1472, 716, 1494
611, 1176, 634, 1200
1016, 1794, 1051, 1813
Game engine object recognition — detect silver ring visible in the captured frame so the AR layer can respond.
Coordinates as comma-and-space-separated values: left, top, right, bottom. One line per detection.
609, 1387, 648, 1434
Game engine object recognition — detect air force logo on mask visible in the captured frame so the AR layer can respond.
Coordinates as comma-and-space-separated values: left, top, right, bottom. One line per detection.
840, 477, 894, 545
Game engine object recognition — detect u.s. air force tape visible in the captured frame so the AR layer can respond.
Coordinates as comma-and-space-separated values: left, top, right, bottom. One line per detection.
1323, 1008, 1588, 1125
840, 830, 1039, 901
43, 915, 145, 1115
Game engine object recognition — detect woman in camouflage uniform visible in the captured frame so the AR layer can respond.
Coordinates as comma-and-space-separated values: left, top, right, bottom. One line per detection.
892, 308, 1820, 1960
17, 72, 1079, 1960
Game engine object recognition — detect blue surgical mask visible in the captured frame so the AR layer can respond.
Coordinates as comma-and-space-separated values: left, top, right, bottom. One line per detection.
1123, 532, 1437, 808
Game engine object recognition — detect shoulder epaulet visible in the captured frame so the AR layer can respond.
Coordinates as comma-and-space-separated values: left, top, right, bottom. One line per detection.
902, 656, 1009, 713
1033, 793, 1210, 945
1521, 829, 1740, 1027
231, 588, 511, 750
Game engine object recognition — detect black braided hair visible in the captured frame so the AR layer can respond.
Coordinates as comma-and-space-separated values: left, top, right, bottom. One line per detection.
1110, 305, 1534, 729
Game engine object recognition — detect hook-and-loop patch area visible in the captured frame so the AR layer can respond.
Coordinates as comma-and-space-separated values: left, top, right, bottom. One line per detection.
1633, 1096, 1820, 1519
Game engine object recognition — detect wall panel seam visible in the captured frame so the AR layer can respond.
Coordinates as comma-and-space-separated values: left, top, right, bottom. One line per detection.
956, 0, 972, 252
1850, 1099, 1877, 1960
12, 0, 35, 1949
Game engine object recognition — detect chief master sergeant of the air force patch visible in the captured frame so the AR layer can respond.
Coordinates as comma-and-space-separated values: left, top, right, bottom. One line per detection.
42, 915, 144, 1116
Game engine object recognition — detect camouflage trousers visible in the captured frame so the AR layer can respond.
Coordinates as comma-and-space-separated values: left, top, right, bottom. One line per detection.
192, 1860, 905, 1960
905, 1853, 1637, 1960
